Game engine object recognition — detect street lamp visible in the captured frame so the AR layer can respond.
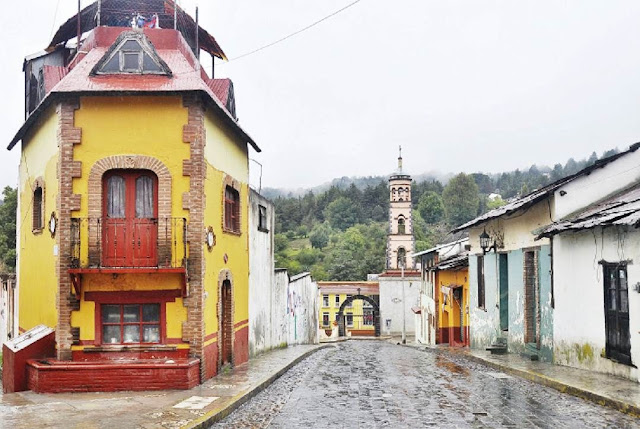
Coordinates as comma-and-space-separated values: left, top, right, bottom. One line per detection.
479, 228, 496, 254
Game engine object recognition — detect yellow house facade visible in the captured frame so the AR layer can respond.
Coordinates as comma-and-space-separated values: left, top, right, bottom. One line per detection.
8, 4, 259, 392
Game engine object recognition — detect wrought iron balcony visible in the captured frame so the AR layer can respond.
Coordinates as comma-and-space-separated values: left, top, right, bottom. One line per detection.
70, 217, 187, 270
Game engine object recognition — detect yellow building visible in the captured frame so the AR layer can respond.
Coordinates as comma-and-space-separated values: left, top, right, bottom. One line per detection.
317, 282, 380, 337
7, 2, 259, 392
436, 255, 470, 346
414, 239, 469, 347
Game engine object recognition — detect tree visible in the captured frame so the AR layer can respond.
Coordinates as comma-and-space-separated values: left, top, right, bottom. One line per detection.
0, 187, 17, 272
324, 197, 361, 231
274, 234, 289, 253
550, 163, 564, 182
487, 196, 506, 210
417, 192, 444, 224
442, 173, 480, 227
564, 158, 579, 176
309, 222, 331, 249
587, 151, 598, 166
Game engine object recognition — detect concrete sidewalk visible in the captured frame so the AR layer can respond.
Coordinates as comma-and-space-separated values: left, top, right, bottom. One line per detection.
397, 339, 640, 418
0, 344, 327, 429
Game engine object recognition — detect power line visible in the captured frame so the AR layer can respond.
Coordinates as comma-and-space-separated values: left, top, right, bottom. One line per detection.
49, 0, 62, 40
223, 0, 364, 64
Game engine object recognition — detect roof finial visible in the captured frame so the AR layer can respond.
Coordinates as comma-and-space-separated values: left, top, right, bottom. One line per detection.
398, 145, 403, 173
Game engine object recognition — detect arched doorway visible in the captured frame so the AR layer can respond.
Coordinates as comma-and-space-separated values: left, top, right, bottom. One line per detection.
337, 295, 381, 337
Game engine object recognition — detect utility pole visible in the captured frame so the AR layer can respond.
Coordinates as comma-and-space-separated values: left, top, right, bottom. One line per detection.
401, 263, 406, 344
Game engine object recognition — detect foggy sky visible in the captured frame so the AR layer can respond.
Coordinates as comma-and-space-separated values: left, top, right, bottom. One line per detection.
1, 1, 640, 192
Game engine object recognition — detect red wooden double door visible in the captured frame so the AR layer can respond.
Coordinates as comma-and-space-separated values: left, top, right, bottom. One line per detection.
103, 170, 158, 267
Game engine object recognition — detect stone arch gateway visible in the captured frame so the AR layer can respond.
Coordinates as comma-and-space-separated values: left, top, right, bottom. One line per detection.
337, 294, 381, 337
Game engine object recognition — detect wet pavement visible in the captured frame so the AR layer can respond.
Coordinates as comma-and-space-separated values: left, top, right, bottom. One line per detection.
0, 344, 323, 429
214, 341, 639, 428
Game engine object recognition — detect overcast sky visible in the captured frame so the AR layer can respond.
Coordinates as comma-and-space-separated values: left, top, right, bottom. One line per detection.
2, 1, 640, 191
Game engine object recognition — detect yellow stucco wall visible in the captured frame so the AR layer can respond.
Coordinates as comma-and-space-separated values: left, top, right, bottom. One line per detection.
203, 110, 250, 348
18, 106, 60, 333
438, 269, 469, 330
71, 96, 191, 346
204, 111, 249, 184
18, 95, 251, 354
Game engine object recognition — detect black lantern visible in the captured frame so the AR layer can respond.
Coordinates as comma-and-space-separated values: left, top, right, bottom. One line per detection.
479, 228, 496, 254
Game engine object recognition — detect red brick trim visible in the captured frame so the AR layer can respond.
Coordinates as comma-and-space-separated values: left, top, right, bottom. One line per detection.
31, 176, 45, 234
86, 155, 172, 263
222, 175, 242, 236
181, 95, 206, 381
56, 99, 81, 361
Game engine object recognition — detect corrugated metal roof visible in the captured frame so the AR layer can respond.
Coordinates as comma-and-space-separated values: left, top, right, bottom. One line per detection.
436, 253, 469, 270
537, 184, 640, 238
452, 144, 640, 233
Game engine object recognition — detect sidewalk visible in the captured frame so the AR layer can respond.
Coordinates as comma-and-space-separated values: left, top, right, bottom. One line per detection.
0, 344, 327, 429
397, 338, 640, 418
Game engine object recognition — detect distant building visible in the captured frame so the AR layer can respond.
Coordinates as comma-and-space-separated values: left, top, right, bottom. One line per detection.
317, 282, 380, 337
413, 238, 469, 347
379, 147, 419, 338
387, 147, 415, 270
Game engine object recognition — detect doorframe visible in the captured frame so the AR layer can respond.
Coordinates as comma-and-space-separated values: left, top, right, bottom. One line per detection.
217, 269, 235, 369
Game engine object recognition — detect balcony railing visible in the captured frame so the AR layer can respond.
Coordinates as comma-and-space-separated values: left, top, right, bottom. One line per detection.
70, 217, 187, 269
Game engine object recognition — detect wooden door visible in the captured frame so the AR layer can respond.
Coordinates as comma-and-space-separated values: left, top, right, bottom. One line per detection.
604, 264, 632, 365
499, 254, 509, 331
220, 280, 233, 366
103, 171, 158, 267
524, 251, 539, 346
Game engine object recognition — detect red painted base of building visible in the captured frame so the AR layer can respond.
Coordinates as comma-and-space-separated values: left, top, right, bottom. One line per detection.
438, 326, 470, 347
26, 358, 200, 393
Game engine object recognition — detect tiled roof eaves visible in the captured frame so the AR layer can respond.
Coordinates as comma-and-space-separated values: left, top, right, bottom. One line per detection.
7, 89, 260, 152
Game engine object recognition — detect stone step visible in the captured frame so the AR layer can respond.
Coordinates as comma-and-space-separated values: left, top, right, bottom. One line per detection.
486, 345, 508, 355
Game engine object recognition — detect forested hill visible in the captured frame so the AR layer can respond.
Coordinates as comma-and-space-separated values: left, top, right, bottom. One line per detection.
271, 148, 620, 282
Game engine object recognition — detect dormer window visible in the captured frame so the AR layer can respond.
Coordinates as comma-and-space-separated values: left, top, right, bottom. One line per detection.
91, 32, 172, 77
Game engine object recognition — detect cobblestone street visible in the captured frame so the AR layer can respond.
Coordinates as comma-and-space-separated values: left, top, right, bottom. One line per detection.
213, 341, 638, 428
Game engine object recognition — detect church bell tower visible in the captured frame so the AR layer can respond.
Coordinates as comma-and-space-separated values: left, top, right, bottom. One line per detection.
387, 146, 415, 270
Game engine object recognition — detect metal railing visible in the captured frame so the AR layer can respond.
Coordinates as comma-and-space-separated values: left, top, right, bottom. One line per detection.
70, 217, 187, 269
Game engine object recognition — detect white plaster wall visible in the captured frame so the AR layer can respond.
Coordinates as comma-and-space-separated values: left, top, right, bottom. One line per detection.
554, 149, 640, 220
417, 292, 436, 344
287, 274, 319, 345
469, 254, 501, 349
0, 279, 7, 345
272, 270, 289, 348
468, 201, 552, 254
554, 227, 640, 381
379, 277, 420, 335
248, 190, 276, 357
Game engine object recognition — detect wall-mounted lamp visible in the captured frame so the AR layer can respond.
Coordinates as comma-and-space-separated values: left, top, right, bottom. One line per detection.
633, 282, 640, 294
479, 228, 497, 254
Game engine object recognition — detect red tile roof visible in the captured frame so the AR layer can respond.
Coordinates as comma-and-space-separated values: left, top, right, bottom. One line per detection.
317, 282, 379, 295
207, 79, 231, 106
9, 27, 258, 152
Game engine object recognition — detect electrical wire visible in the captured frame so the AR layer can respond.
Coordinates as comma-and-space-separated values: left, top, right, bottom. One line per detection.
49, 0, 62, 40
221, 0, 364, 64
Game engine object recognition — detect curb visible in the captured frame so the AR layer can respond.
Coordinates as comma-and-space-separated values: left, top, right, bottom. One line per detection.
401, 343, 640, 418
184, 344, 332, 429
